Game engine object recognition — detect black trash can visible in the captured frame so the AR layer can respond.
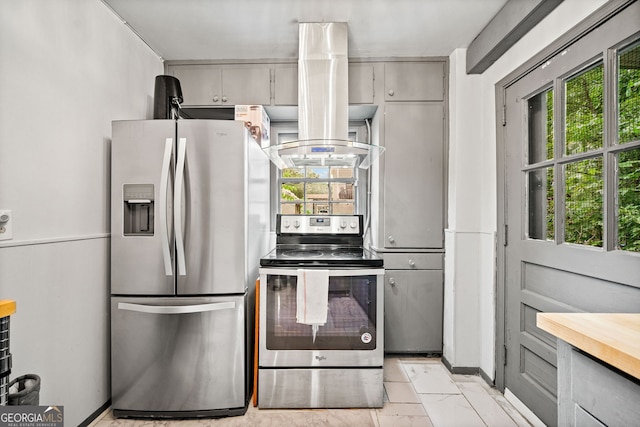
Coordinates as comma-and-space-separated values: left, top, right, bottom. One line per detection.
8, 374, 40, 406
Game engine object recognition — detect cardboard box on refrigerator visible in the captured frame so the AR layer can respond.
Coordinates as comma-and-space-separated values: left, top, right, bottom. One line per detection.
235, 105, 270, 148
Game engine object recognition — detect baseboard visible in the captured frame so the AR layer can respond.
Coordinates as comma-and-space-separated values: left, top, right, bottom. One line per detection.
441, 355, 480, 376
79, 400, 110, 427
504, 388, 546, 427
479, 368, 494, 386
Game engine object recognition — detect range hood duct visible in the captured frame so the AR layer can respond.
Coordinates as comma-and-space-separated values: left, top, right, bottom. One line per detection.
298, 22, 348, 141
262, 22, 384, 170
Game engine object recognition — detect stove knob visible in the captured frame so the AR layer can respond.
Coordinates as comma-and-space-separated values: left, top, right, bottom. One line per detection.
294, 220, 300, 228
350, 221, 357, 229
283, 220, 290, 229
340, 220, 347, 229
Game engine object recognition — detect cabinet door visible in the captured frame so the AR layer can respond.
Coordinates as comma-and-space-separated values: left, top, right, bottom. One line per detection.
384, 62, 444, 101
383, 102, 444, 248
273, 63, 375, 105
222, 67, 271, 105
349, 63, 375, 104
273, 65, 298, 106
384, 269, 443, 353
170, 65, 222, 106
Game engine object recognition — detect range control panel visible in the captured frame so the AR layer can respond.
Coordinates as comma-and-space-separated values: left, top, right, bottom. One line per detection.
278, 215, 362, 235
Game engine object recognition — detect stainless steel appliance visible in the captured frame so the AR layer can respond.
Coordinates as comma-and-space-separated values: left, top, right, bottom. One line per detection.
110, 119, 270, 418
258, 214, 384, 408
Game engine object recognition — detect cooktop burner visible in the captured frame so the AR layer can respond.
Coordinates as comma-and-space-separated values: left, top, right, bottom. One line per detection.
260, 245, 382, 268
331, 250, 363, 258
260, 214, 384, 268
281, 250, 324, 258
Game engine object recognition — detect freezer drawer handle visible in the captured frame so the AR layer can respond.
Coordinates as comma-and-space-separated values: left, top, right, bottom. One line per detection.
117, 301, 236, 315
159, 137, 173, 276
174, 137, 187, 276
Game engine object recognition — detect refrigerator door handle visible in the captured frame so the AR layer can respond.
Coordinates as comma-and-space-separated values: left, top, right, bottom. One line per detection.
174, 137, 187, 276
117, 301, 236, 315
159, 137, 173, 276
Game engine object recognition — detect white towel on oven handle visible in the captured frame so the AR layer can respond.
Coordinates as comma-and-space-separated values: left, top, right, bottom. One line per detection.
296, 269, 329, 328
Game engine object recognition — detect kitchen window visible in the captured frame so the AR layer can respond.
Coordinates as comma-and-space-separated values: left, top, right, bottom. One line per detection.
275, 130, 361, 215
525, 38, 640, 252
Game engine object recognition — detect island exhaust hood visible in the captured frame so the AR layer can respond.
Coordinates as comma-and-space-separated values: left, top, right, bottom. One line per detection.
263, 22, 384, 169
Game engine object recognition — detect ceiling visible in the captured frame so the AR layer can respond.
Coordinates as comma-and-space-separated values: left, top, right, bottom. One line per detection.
101, 0, 510, 62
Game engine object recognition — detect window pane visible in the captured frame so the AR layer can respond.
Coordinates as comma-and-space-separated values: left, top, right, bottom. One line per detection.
310, 167, 329, 179
282, 167, 304, 178
617, 148, 640, 252
281, 202, 303, 215
307, 182, 329, 214
619, 42, 640, 144
281, 182, 303, 204
565, 64, 604, 155
527, 167, 554, 241
331, 168, 354, 179
528, 89, 554, 164
331, 183, 354, 201
564, 157, 603, 247
331, 202, 354, 215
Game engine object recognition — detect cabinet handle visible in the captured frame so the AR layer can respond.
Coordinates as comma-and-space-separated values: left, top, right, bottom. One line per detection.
388, 235, 395, 244
222, 96, 228, 103
388, 89, 395, 97
213, 95, 220, 102
409, 259, 416, 267
389, 278, 396, 286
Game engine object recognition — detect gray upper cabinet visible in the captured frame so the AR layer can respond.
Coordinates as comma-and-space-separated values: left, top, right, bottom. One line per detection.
383, 102, 445, 249
348, 63, 375, 104
169, 65, 271, 106
384, 62, 444, 101
273, 64, 298, 106
272, 63, 376, 106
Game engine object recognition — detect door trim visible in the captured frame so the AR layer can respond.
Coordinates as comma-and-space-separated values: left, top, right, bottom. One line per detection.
494, 0, 637, 391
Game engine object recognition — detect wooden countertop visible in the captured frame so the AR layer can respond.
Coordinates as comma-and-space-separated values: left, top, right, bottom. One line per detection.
537, 313, 640, 380
0, 300, 16, 318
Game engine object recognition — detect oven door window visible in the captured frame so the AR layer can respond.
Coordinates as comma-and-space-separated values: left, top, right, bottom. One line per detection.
266, 274, 378, 350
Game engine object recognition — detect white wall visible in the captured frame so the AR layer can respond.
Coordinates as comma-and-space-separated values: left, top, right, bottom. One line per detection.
445, 0, 610, 380
0, 1, 163, 425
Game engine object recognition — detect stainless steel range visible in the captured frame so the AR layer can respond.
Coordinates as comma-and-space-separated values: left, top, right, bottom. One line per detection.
258, 214, 384, 408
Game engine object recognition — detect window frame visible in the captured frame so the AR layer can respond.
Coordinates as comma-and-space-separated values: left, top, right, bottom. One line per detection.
268, 122, 370, 225
522, 35, 640, 253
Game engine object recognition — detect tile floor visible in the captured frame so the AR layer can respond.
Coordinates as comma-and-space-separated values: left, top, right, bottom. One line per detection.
89, 357, 532, 427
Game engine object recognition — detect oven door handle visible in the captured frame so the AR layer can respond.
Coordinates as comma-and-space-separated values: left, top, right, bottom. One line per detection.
118, 301, 236, 315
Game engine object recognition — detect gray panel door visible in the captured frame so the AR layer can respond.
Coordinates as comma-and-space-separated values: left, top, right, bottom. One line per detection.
111, 120, 175, 295
384, 102, 444, 248
176, 120, 248, 295
502, 5, 640, 425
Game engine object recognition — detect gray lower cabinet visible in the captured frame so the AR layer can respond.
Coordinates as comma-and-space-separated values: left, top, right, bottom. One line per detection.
383, 256, 443, 353
557, 340, 640, 427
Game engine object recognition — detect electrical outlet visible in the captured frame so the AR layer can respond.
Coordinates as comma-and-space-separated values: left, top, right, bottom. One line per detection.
0, 210, 13, 241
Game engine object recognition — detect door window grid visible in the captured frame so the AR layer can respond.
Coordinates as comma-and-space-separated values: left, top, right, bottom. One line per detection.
525, 38, 640, 252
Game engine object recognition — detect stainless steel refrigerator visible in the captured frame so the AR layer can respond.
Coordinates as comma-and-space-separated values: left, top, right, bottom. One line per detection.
110, 119, 270, 418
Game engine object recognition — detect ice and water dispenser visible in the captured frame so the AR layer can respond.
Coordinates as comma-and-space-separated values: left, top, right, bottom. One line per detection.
123, 184, 154, 236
